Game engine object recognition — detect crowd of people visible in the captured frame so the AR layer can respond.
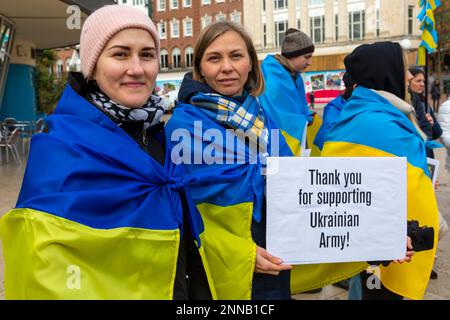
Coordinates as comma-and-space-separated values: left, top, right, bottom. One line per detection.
0, 5, 448, 300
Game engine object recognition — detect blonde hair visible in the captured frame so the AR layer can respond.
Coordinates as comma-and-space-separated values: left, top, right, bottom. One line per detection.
193, 21, 264, 96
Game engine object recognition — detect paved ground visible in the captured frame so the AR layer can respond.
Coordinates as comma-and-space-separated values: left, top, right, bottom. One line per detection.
1, 104, 449, 300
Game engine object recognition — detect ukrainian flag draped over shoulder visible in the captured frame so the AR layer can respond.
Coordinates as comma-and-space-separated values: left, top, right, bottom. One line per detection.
314, 95, 346, 151
165, 98, 292, 300
322, 86, 439, 300
0, 85, 204, 299
260, 55, 316, 156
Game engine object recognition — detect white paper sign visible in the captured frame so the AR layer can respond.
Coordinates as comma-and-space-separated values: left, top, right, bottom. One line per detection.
427, 157, 440, 187
266, 157, 407, 265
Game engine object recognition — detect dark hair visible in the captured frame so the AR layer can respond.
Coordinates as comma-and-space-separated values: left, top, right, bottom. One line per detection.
409, 67, 425, 78
342, 72, 355, 100
193, 21, 264, 96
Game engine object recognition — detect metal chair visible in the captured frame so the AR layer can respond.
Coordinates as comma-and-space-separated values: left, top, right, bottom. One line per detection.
34, 118, 45, 134
3, 117, 17, 131
0, 128, 22, 166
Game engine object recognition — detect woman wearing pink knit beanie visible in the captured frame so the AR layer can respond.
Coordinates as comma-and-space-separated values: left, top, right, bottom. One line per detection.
0, 5, 212, 300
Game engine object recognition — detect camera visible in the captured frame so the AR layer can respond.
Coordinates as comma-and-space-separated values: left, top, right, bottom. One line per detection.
368, 220, 435, 267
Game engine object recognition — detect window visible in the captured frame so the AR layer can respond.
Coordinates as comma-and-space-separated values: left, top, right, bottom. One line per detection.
297, 19, 301, 30
170, 20, 179, 38
157, 0, 165, 11
216, 0, 225, 3
348, 11, 365, 41
263, 0, 266, 11
202, 0, 211, 5
216, 13, 226, 22
231, 12, 241, 24
185, 46, 194, 68
274, 0, 287, 10
183, 0, 191, 7
171, 0, 179, 9
275, 20, 288, 48
376, 9, 380, 37
335, 14, 338, 41
263, 23, 267, 47
309, 0, 323, 5
296, 0, 301, 9
202, 15, 212, 29
160, 49, 168, 69
158, 22, 167, 39
172, 48, 181, 68
184, 19, 193, 37
408, 5, 414, 35
56, 59, 63, 78
310, 16, 325, 43
65, 59, 71, 72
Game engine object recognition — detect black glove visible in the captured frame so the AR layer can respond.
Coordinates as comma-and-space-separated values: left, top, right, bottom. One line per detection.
368, 220, 435, 267
408, 220, 434, 252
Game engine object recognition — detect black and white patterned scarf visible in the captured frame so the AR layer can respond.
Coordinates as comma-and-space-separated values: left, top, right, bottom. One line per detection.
90, 91, 166, 129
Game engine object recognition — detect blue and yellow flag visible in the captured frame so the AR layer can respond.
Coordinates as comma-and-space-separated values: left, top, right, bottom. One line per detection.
0, 85, 207, 299
321, 86, 439, 300
259, 55, 315, 156
417, 0, 441, 65
165, 96, 293, 299
314, 95, 346, 151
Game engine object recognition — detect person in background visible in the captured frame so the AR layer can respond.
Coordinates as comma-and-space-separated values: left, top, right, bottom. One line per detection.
259, 28, 317, 157
431, 79, 442, 113
409, 68, 442, 159
439, 97, 450, 172
309, 91, 315, 110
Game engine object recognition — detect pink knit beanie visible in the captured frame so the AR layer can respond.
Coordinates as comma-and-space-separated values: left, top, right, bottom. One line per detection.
80, 5, 160, 79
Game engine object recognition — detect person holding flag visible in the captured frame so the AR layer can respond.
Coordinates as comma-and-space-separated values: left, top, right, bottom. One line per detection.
322, 41, 437, 300
165, 21, 295, 300
259, 28, 322, 157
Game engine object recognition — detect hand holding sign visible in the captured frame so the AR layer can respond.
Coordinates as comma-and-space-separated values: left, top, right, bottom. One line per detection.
266, 157, 407, 265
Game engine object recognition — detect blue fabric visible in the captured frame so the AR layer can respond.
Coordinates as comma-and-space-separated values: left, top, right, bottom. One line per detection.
348, 274, 362, 300
16, 84, 207, 245
314, 95, 346, 150
165, 97, 292, 222
259, 55, 313, 144
326, 86, 429, 175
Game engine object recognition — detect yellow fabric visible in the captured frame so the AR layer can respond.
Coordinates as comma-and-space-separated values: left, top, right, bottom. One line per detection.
307, 114, 323, 157
196, 202, 256, 300
291, 262, 367, 293
281, 129, 302, 156
322, 141, 439, 300
417, 46, 427, 66
0, 208, 180, 300
421, 28, 438, 49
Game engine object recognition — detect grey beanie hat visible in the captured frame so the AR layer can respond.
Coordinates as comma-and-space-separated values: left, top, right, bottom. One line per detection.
281, 28, 315, 58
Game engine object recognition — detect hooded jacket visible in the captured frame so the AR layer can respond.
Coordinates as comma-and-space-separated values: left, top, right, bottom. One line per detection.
323, 42, 439, 300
